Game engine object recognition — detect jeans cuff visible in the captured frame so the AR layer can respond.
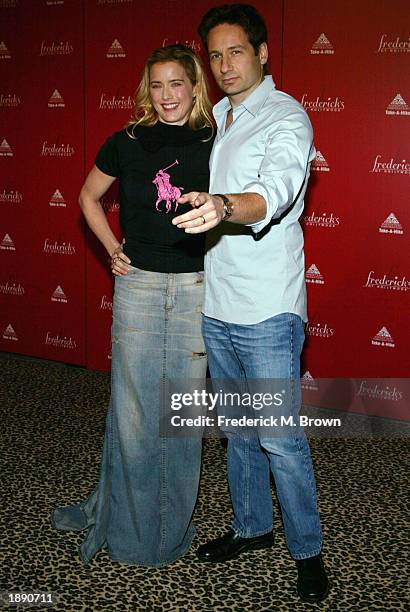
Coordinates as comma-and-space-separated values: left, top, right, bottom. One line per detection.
291, 545, 323, 560
232, 524, 273, 538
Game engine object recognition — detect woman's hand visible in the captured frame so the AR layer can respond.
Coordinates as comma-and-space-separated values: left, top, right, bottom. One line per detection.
110, 242, 131, 276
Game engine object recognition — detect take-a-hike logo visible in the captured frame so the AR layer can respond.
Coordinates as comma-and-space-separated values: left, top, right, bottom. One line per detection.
376, 34, 410, 53
301, 371, 318, 391
107, 39, 126, 58
49, 189, 66, 207
301, 210, 340, 228
311, 33, 334, 55
371, 327, 395, 348
2, 324, 18, 341
46, 0, 64, 5
311, 151, 330, 172
0, 42, 11, 59
385, 94, 410, 116
0, 139, 13, 156
0, 233, 15, 250
305, 264, 324, 285
379, 212, 403, 235
51, 285, 68, 303
301, 94, 344, 112
364, 270, 409, 292
370, 155, 410, 175
0, 94, 20, 107
48, 89, 65, 108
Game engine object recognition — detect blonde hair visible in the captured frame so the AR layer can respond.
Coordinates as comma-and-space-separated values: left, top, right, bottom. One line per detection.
126, 44, 214, 135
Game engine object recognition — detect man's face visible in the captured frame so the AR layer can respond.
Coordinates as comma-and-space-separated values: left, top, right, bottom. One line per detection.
207, 23, 268, 106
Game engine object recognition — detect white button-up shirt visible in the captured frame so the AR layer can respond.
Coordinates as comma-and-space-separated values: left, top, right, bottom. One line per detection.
204, 76, 315, 324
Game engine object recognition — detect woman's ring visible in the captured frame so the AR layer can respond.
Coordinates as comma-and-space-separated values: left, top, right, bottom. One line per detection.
200, 215, 206, 224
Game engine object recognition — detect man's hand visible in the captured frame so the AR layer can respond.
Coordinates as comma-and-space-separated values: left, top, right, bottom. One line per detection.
172, 192, 224, 233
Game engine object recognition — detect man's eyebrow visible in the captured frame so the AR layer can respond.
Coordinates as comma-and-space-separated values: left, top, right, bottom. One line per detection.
209, 44, 246, 53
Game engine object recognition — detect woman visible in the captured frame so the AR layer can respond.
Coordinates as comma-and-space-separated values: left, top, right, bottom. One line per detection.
51, 44, 214, 567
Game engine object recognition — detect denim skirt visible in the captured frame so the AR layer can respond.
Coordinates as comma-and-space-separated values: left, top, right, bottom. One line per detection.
51, 266, 207, 566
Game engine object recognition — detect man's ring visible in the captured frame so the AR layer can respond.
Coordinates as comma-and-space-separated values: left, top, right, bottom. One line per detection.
200, 215, 206, 224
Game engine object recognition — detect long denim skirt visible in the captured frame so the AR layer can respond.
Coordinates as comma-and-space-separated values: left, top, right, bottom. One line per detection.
51, 266, 207, 566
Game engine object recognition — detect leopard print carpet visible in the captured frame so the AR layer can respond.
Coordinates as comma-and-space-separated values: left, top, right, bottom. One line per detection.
0, 353, 408, 611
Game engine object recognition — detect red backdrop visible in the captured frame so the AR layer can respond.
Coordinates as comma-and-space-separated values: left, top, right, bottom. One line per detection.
1, 0, 409, 419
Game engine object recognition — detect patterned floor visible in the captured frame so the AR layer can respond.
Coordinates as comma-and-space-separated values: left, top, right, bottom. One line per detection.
0, 353, 409, 611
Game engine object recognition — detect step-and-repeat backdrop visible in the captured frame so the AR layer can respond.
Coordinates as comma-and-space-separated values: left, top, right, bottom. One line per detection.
1, 0, 409, 419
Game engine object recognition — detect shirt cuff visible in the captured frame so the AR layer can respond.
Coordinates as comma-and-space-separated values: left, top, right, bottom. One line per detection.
242, 182, 275, 234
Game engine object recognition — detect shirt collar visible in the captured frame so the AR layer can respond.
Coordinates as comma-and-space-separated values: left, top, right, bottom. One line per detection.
213, 75, 276, 125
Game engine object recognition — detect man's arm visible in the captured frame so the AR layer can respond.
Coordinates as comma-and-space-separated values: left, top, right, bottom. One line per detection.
172, 104, 314, 234
172, 191, 266, 233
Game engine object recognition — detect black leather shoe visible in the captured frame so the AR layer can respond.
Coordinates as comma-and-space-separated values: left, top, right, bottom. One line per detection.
296, 553, 329, 603
196, 529, 274, 563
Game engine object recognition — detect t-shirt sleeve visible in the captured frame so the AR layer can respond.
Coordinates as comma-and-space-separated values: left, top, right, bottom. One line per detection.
95, 133, 120, 177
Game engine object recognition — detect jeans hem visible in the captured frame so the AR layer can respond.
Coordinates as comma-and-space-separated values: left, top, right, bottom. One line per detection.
232, 525, 274, 539
290, 545, 323, 561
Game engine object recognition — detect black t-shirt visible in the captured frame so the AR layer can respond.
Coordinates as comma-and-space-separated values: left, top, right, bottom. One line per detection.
95, 121, 214, 273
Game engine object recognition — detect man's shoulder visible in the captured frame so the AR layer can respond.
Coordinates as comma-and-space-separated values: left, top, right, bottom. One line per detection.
267, 87, 306, 113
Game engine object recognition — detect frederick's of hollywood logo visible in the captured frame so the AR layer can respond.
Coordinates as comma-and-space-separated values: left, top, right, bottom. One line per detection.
0, 189, 22, 203
357, 381, 403, 402
99, 93, 133, 110
376, 34, 410, 53
364, 271, 409, 292
306, 321, 334, 338
0, 280, 24, 295
305, 264, 324, 284
51, 285, 67, 302
301, 94, 344, 112
371, 327, 395, 348
100, 295, 113, 310
49, 189, 66, 207
2, 324, 18, 341
40, 41, 73, 56
301, 371, 318, 391
46, 0, 64, 5
0, 139, 13, 156
45, 332, 77, 349
41, 141, 74, 156
379, 212, 403, 235
162, 38, 201, 52
0, 42, 11, 59
385, 94, 410, 116
311, 33, 334, 55
301, 210, 340, 228
107, 39, 125, 58
101, 195, 119, 213
0, 233, 15, 250
370, 155, 410, 175
0, 94, 21, 107
43, 239, 76, 254
0, 0, 19, 8
48, 89, 65, 108
98, 0, 133, 4
311, 151, 329, 172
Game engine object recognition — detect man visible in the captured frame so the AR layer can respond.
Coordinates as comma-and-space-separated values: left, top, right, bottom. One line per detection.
173, 4, 329, 603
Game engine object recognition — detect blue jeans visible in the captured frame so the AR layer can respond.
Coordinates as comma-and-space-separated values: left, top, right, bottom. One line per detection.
202, 313, 323, 560
52, 266, 207, 566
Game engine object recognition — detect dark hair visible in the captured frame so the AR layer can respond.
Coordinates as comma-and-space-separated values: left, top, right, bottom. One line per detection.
198, 3, 268, 57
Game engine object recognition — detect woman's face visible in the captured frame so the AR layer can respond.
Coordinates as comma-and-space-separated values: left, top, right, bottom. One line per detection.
149, 61, 196, 125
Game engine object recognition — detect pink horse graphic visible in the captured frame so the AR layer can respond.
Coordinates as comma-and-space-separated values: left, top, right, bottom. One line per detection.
153, 160, 183, 213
